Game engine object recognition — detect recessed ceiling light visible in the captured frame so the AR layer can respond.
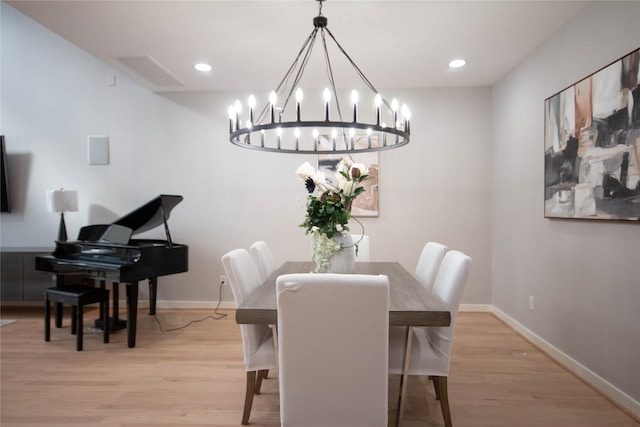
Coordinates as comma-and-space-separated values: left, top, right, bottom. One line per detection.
449, 59, 466, 69
194, 63, 212, 72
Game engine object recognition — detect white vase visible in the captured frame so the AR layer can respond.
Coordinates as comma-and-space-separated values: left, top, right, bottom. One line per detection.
327, 233, 355, 273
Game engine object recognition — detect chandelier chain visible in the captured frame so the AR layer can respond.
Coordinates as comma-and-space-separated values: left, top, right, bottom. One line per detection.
256, 27, 318, 124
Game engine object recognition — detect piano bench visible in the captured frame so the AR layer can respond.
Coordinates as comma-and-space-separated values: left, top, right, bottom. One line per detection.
44, 285, 110, 351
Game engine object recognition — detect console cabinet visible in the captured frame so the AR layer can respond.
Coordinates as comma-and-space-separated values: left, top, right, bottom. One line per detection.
1, 249, 54, 302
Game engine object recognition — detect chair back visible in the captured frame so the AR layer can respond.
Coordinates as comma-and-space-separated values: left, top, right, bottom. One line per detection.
249, 240, 276, 282
415, 241, 449, 290
222, 248, 274, 372
351, 234, 370, 262
277, 273, 389, 426
428, 250, 471, 360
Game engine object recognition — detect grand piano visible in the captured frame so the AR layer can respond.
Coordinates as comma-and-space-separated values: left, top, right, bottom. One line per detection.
36, 194, 188, 348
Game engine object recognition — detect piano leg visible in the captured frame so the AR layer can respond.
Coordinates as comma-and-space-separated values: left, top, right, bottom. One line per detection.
126, 281, 139, 348
95, 281, 126, 332
148, 277, 158, 315
112, 282, 120, 323
54, 274, 64, 328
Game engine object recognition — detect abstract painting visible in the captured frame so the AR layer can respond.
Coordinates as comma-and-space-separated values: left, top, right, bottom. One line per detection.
544, 48, 640, 221
317, 134, 379, 217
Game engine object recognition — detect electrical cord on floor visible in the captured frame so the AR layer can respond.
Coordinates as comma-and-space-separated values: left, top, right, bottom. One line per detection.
152, 279, 228, 333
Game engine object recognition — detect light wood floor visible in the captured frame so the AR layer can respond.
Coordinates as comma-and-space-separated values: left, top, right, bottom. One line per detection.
1, 308, 637, 427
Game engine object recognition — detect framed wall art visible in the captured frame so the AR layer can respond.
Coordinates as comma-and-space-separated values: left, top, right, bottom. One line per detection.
317, 134, 379, 217
544, 48, 640, 221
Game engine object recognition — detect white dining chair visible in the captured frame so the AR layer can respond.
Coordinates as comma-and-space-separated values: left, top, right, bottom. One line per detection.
249, 240, 276, 282
276, 273, 389, 427
221, 248, 277, 425
351, 234, 370, 262
415, 241, 449, 291
389, 250, 471, 427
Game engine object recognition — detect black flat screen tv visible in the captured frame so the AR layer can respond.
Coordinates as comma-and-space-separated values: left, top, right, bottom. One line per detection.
1, 135, 11, 213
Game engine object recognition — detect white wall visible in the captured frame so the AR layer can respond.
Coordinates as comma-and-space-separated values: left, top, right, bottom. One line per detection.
491, 0, 640, 408
0, 3, 492, 306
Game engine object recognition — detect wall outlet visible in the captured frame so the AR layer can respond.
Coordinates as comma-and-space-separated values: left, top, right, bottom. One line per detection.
529, 296, 535, 311
220, 275, 227, 286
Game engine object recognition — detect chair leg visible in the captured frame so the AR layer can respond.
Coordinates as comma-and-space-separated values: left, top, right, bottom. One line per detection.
433, 376, 452, 427
71, 305, 77, 335
242, 371, 257, 425
76, 305, 83, 351
432, 376, 441, 400
255, 369, 268, 394
44, 296, 51, 342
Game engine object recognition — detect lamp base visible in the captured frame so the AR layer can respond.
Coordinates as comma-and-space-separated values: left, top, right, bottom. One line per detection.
57, 212, 68, 242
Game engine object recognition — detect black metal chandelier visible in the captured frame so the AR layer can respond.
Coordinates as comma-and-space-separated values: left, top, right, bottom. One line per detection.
228, 0, 410, 154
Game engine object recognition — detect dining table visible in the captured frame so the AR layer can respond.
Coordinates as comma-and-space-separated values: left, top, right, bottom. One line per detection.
235, 261, 451, 426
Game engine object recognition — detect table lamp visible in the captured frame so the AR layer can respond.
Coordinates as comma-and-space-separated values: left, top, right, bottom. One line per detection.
46, 189, 78, 241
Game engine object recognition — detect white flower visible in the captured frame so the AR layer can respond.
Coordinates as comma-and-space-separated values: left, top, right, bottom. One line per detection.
297, 162, 330, 196
350, 162, 368, 178
337, 159, 350, 175
336, 173, 357, 197
313, 170, 327, 186
296, 162, 316, 181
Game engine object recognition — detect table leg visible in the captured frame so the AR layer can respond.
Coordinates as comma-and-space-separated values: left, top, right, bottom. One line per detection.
126, 281, 139, 348
396, 326, 414, 427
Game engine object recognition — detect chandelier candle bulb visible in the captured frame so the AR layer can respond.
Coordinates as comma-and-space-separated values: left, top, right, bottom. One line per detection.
351, 90, 359, 122
381, 123, 387, 146
295, 128, 300, 151
277, 127, 282, 149
374, 94, 382, 126
228, 105, 235, 133
401, 104, 411, 132
367, 128, 372, 149
323, 88, 331, 121
296, 88, 303, 121
313, 128, 319, 151
349, 128, 355, 150
260, 130, 265, 147
332, 128, 337, 151
245, 120, 252, 144
391, 98, 399, 127
248, 94, 256, 125
234, 99, 242, 132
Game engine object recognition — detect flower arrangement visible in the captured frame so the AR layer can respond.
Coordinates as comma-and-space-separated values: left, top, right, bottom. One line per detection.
296, 159, 370, 272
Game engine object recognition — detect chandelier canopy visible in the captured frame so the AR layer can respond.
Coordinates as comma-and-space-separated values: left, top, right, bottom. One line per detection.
228, 0, 411, 154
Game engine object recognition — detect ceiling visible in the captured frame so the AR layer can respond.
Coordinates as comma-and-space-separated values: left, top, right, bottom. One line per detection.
6, 0, 589, 93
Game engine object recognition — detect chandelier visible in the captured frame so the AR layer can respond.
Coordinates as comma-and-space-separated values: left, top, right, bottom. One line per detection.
228, 0, 410, 154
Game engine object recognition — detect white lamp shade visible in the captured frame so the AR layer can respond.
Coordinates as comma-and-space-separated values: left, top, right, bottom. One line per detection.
46, 190, 78, 213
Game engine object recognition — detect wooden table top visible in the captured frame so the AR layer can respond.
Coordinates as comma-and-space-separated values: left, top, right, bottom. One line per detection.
235, 261, 451, 327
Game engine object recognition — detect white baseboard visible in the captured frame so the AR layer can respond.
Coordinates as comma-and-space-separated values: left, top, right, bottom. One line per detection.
153, 302, 493, 312
491, 306, 640, 421
144, 300, 236, 310
459, 303, 491, 312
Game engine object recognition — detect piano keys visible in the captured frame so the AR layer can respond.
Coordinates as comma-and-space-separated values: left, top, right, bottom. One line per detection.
36, 194, 189, 348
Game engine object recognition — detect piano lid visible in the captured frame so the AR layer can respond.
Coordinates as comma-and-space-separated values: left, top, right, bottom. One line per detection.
77, 224, 133, 245
112, 195, 183, 237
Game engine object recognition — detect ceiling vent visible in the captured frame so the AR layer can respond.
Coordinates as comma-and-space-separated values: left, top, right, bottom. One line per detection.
115, 55, 185, 88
